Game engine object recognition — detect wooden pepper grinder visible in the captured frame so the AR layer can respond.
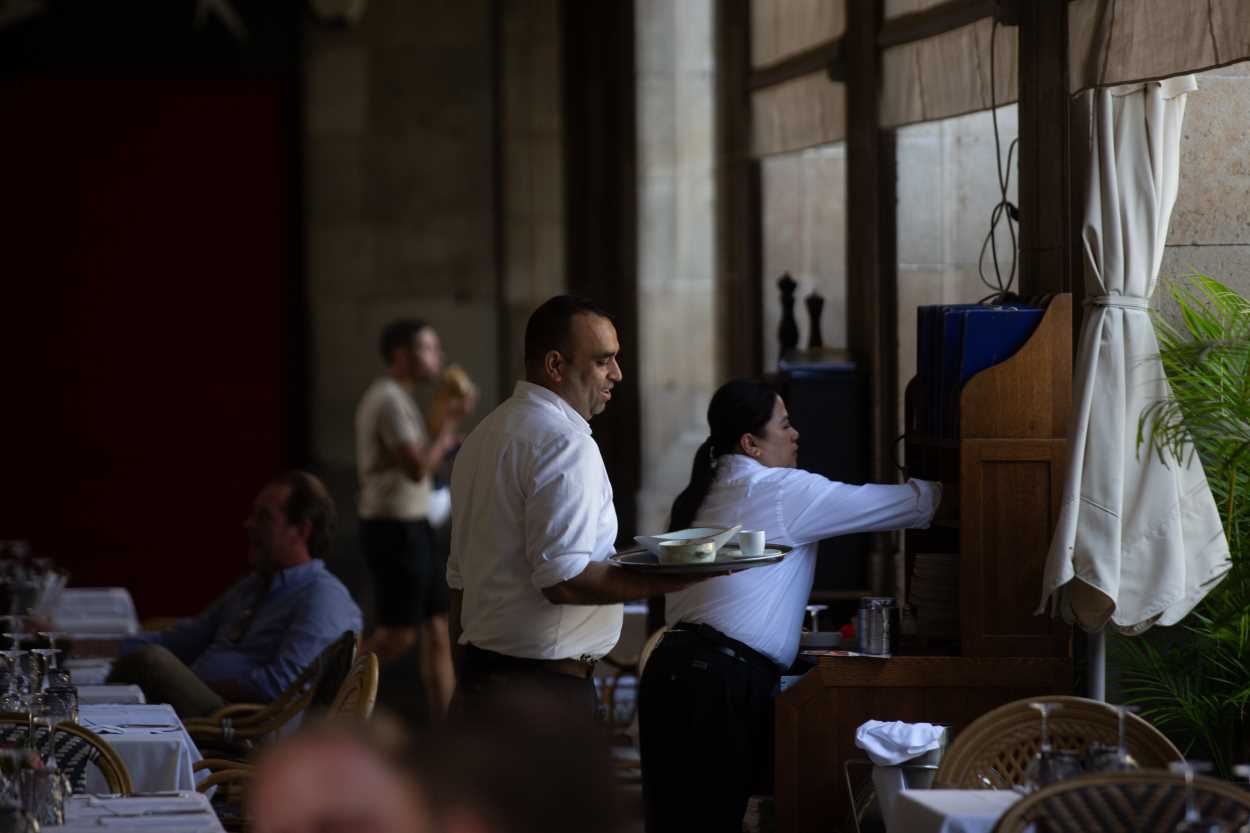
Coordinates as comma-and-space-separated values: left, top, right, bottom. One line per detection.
805, 291, 825, 349
777, 273, 799, 359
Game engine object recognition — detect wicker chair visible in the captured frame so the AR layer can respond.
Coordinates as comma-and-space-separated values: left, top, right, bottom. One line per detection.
0, 715, 133, 794
934, 696, 1183, 789
183, 629, 358, 753
992, 770, 1250, 833
328, 652, 379, 720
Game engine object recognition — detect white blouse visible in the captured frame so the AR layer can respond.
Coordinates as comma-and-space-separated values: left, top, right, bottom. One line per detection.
664, 454, 941, 668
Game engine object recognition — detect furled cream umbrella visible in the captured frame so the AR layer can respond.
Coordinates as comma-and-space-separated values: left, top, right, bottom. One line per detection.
1039, 75, 1230, 700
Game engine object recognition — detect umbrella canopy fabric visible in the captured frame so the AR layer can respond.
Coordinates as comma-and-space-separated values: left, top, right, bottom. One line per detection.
1039, 75, 1230, 636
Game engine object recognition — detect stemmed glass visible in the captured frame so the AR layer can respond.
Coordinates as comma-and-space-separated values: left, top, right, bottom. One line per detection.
1021, 702, 1082, 792
804, 604, 828, 633
0, 747, 38, 833
1085, 704, 1141, 772
25, 693, 68, 826
0, 639, 22, 656
0, 652, 31, 712
1170, 761, 1233, 833
27, 650, 58, 693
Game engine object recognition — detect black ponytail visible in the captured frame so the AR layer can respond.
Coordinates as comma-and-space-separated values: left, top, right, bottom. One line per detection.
666, 379, 779, 531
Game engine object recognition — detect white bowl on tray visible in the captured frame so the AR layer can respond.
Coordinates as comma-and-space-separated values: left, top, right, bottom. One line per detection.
657, 540, 717, 565
633, 525, 742, 558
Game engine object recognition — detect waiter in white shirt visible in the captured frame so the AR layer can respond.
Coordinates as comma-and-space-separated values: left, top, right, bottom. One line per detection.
446, 295, 712, 719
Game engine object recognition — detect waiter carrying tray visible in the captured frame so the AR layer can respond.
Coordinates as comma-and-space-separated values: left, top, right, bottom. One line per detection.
447, 295, 713, 719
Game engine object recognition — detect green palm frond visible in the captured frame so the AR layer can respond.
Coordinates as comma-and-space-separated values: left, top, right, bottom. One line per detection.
1118, 273, 1250, 777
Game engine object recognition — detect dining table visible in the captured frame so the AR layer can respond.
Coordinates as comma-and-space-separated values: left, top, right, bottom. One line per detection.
891, 789, 1023, 833
77, 704, 204, 793
52, 588, 140, 636
76, 684, 146, 705
65, 658, 114, 686
54, 790, 223, 832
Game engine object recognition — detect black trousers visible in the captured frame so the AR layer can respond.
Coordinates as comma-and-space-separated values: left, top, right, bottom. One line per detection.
359, 518, 446, 626
450, 644, 600, 725
639, 624, 781, 833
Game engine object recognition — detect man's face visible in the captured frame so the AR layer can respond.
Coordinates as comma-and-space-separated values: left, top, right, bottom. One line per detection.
550, 314, 622, 421
244, 483, 299, 573
404, 327, 443, 382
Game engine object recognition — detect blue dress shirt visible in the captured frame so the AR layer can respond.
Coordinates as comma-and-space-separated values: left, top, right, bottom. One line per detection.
122, 559, 362, 702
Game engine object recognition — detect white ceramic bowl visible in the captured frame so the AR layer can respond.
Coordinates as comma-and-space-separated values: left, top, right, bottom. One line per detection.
657, 540, 717, 565
634, 525, 742, 557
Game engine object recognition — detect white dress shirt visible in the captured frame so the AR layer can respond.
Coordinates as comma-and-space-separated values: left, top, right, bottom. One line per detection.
447, 381, 622, 661
665, 454, 941, 668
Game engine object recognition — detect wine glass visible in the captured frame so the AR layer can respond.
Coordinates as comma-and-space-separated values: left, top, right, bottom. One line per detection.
803, 604, 828, 633
27, 650, 59, 692
0, 652, 31, 710
1022, 702, 1082, 791
1171, 761, 1233, 833
0, 632, 30, 650
1085, 704, 1141, 772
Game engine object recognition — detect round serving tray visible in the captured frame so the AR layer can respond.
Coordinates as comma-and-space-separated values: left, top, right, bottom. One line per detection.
609, 543, 792, 575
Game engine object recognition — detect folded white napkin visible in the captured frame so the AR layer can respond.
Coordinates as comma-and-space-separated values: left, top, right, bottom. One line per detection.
854, 720, 946, 766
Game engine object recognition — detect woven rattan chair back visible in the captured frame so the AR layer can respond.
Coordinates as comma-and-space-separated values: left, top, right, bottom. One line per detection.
309, 630, 359, 712
992, 770, 1250, 833
934, 696, 1183, 789
329, 652, 378, 720
0, 714, 134, 794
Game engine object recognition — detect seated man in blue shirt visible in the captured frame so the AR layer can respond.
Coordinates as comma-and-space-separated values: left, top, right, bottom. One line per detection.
108, 470, 363, 717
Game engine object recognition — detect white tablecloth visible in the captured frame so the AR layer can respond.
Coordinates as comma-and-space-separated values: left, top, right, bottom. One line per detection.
53, 587, 140, 636
77, 684, 147, 705
78, 704, 203, 793
59, 791, 223, 833
66, 658, 114, 686
892, 790, 1022, 833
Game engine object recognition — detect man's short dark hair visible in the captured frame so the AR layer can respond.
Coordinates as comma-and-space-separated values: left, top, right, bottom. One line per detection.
523, 296, 613, 368
379, 319, 429, 363
273, 470, 336, 560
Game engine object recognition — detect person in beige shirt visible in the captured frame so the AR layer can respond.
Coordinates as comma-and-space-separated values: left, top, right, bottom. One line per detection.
356, 318, 475, 722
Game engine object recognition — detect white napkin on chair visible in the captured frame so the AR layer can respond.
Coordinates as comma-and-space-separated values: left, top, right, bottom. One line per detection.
854, 720, 945, 766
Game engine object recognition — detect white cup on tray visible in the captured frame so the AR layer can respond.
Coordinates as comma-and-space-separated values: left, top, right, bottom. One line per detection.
737, 530, 765, 557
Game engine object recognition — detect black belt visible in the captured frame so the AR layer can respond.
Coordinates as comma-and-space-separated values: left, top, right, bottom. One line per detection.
665, 622, 781, 675
462, 644, 597, 680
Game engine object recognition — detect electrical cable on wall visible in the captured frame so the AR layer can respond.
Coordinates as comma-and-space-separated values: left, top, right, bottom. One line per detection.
978, 16, 1021, 306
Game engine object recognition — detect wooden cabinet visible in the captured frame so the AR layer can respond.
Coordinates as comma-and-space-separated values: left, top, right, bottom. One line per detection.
914, 293, 1074, 657
773, 295, 1076, 832
774, 656, 1072, 833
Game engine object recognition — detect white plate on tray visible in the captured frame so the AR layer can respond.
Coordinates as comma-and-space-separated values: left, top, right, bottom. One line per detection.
610, 544, 791, 575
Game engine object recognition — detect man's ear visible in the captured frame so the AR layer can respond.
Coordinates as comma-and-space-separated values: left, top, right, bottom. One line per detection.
294, 518, 313, 544
542, 349, 564, 383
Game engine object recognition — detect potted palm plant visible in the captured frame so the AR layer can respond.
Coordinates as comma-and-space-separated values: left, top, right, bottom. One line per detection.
1115, 274, 1250, 777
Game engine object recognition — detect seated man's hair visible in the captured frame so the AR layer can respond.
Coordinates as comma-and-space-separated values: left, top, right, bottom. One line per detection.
523, 295, 612, 369
379, 318, 429, 363
273, 470, 336, 560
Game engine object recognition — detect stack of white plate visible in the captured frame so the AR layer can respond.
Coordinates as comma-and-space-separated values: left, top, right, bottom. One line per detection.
909, 553, 959, 637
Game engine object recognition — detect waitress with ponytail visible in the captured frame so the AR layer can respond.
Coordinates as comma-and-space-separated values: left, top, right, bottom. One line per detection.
638, 378, 941, 833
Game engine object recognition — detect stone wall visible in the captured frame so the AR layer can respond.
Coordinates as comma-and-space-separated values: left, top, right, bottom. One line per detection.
634, 0, 719, 536
304, 0, 498, 485
760, 144, 848, 371
1158, 62, 1250, 313
894, 107, 1020, 437
499, 0, 566, 393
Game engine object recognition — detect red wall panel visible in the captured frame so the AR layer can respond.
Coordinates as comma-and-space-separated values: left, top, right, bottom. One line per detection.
0, 79, 292, 618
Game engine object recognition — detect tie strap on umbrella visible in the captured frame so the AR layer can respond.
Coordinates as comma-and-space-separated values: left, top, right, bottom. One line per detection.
1084, 295, 1152, 311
